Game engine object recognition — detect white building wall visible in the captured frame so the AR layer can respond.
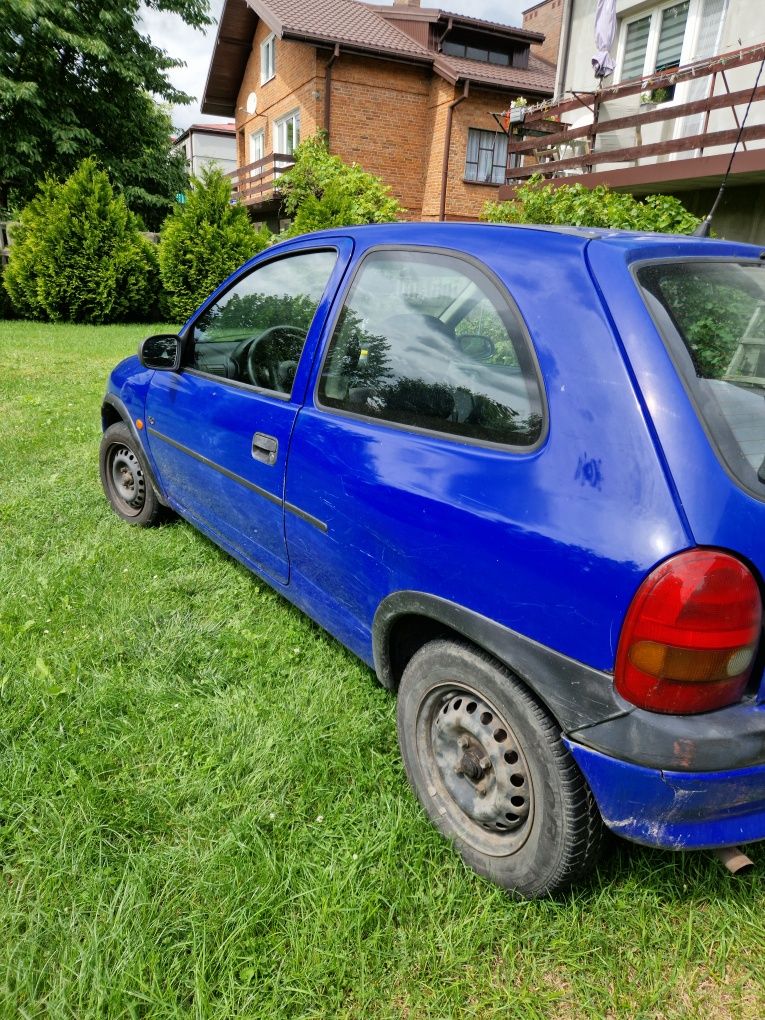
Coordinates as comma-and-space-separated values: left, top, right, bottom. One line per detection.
558, 0, 765, 165
174, 130, 237, 177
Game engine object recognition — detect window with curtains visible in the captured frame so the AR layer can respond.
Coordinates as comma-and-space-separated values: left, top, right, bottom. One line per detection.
619, 1, 691, 100
464, 129, 509, 185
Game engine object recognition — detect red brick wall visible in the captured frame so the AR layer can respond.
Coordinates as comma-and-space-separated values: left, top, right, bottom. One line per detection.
235, 22, 321, 165
421, 80, 520, 221
322, 53, 431, 218
523, 0, 563, 69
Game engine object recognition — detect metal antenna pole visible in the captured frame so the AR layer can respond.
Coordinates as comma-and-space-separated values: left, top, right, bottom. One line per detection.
694, 54, 765, 237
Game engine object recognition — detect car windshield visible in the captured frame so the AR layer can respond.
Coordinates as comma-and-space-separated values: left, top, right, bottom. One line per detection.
638, 260, 765, 493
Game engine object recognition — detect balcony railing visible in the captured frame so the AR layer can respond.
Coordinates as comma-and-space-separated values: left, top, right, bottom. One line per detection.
502, 41, 765, 183
226, 152, 296, 206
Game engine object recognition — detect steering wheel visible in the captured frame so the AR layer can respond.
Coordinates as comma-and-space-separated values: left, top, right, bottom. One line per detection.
246, 325, 307, 391
457, 334, 495, 360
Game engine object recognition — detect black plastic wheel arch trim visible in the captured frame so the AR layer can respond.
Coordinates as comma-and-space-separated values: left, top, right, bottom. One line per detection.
374, 591, 765, 773
373, 591, 626, 731
101, 394, 168, 506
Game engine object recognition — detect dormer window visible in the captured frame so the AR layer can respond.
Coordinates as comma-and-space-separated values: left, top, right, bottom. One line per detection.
442, 40, 511, 66
440, 32, 529, 69
261, 33, 276, 85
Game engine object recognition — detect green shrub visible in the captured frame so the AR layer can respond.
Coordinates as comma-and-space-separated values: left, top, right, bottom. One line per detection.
279, 134, 403, 236
481, 175, 700, 234
0, 263, 16, 320
3, 159, 159, 323
159, 167, 270, 322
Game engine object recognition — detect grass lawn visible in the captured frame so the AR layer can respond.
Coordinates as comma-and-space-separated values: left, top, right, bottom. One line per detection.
1, 319, 764, 1019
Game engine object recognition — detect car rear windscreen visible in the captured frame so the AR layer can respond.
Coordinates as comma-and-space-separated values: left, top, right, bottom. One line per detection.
637, 260, 765, 496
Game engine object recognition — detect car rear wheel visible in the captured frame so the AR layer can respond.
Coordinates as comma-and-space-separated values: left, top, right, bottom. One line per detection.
99, 422, 166, 527
397, 639, 604, 898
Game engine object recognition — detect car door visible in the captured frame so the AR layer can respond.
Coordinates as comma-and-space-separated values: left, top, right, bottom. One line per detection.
144, 239, 353, 585
283, 244, 548, 657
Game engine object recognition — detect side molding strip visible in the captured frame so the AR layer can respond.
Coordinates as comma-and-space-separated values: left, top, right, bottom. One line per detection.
284, 500, 329, 533
147, 427, 327, 531
148, 427, 281, 505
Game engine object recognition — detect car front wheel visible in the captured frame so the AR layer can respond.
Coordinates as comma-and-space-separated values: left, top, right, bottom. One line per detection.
99, 422, 166, 526
397, 639, 604, 898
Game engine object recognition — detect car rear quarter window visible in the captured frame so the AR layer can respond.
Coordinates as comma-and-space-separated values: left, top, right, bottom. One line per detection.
317, 249, 544, 448
637, 260, 765, 495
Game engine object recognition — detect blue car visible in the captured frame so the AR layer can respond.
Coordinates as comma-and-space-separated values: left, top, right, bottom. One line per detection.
100, 223, 765, 897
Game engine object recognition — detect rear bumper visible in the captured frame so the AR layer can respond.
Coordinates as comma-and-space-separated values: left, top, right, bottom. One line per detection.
566, 740, 765, 850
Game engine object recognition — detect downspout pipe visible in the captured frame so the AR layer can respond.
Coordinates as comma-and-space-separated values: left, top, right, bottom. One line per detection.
555, 0, 574, 99
439, 79, 469, 222
324, 44, 340, 145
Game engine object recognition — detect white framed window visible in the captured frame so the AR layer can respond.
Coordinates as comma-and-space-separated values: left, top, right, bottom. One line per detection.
275, 109, 300, 155
260, 33, 276, 85
248, 129, 265, 165
464, 128, 508, 184
617, 0, 692, 95
616, 0, 727, 104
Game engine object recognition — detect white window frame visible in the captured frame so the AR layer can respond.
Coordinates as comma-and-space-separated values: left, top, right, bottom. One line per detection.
275, 109, 300, 155
464, 128, 510, 184
615, 0, 702, 89
248, 128, 265, 166
260, 33, 276, 85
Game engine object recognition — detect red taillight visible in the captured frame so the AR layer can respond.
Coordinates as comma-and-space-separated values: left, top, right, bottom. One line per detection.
615, 550, 762, 714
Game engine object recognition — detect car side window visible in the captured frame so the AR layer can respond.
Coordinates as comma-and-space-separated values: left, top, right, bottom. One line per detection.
189, 250, 337, 395
317, 249, 544, 446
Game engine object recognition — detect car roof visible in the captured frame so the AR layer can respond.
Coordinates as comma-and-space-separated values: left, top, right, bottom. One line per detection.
295, 221, 762, 259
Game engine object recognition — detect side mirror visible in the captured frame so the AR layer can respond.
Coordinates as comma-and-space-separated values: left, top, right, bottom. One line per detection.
139, 333, 182, 371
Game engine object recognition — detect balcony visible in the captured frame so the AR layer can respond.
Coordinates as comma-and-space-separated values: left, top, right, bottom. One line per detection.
499, 42, 765, 197
226, 152, 296, 207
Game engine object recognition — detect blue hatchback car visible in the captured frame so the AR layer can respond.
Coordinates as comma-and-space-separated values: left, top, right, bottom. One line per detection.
100, 223, 765, 897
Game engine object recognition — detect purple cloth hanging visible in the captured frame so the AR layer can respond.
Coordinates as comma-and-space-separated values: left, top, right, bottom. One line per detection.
592, 0, 617, 78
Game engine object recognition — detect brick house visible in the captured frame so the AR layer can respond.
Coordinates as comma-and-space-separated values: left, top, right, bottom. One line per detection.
201, 0, 555, 224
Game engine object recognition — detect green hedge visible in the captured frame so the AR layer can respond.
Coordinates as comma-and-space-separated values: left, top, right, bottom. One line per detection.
3, 159, 159, 324
278, 134, 403, 236
482, 175, 701, 234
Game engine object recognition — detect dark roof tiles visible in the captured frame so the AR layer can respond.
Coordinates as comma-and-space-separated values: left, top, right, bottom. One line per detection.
434, 9, 543, 42
250, 0, 431, 57
435, 52, 555, 93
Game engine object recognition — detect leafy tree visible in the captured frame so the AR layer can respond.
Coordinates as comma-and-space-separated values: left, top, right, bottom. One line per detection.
159, 166, 271, 322
3, 158, 159, 323
0, 0, 210, 228
481, 176, 700, 234
279, 134, 403, 235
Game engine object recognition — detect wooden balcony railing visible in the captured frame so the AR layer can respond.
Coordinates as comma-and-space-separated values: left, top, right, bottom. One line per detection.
502, 41, 765, 182
226, 152, 296, 206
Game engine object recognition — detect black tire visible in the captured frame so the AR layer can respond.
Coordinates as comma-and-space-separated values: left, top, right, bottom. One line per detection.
99, 422, 167, 527
397, 639, 604, 898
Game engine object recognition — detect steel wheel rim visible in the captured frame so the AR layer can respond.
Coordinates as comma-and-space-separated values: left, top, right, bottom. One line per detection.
108, 444, 146, 516
415, 682, 534, 857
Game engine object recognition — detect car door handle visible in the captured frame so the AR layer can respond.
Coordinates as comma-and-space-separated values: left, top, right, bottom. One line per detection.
252, 432, 278, 465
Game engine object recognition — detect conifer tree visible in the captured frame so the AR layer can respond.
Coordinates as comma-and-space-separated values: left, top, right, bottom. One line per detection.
4, 158, 159, 323
159, 166, 270, 321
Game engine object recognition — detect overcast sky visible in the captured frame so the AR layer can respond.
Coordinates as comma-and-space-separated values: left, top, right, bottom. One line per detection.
141, 1, 530, 131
